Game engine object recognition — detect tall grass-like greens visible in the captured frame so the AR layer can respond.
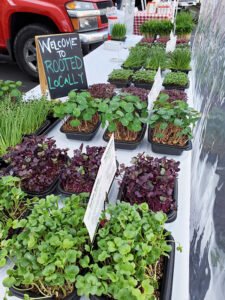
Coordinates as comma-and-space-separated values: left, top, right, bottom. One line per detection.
123, 45, 150, 69
0, 97, 51, 155
140, 20, 173, 38
175, 11, 194, 37
145, 46, 168, 70
167, 48, 191, 71
111, 23, 126, 40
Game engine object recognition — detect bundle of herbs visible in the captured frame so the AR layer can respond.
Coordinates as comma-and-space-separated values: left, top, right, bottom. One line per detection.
3, 136, 68, 194
76, 202, 174, 300
2, 194, 90, 299
118, 154, 180, 213
59, 145, 105, 194
99, 93, 148, 143
149, 94, 200, 147
53, 91, 100, 137
88, 83, 116, 99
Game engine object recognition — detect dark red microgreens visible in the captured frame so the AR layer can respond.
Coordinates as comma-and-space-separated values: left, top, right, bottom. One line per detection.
121, 86, 149, 102
140, 37, 155, 44
3, 136, 68, 193
155, 37, 170, 43
118, 153, 180, 213
60, 145, 105, 193
159, 89, 187, 102
176, 38, 190, 45
88, 83, 116, 99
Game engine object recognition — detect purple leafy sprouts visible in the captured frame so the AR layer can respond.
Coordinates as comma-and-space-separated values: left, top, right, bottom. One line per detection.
88, 83, 116, 99
122, 86, 149, 102
60, 145, 105, 193
3, 136, 68, 193
118, 154, 180, 213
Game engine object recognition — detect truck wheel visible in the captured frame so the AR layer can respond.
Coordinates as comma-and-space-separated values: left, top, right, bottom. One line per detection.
14, 24, 53, 82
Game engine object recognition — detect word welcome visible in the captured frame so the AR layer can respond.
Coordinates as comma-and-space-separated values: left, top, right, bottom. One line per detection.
44, 56, 83, 74
38, 37, 78, 54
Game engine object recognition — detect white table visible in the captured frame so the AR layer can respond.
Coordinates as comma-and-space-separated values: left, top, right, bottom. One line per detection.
0, 35, 190, 300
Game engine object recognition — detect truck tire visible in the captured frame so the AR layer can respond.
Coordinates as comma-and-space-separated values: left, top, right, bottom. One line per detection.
14, 24, 53, 82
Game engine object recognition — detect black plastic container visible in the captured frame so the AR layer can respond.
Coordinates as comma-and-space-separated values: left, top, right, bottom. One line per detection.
108, 79, 130, 88
60, 120, 101, 141
22, 177, 58, 198
121, 64, 141, 71
117, 178, 178, 223
103, 124, 147, 150
163, 83, 189, 91
36, 115, 61, 136
90, 235, 175, 300
10, 286, 80, 300
111, 37, 126, 42
133, 81, 154, 89
169, 69, 191, 74
0, 157, 9, 171
148, 127, 192, 155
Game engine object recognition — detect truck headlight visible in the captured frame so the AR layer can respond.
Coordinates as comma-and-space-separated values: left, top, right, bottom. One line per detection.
66, 1, 95, 10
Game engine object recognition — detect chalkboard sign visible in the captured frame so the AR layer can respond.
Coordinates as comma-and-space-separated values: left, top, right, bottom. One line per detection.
35, 33, 88, 99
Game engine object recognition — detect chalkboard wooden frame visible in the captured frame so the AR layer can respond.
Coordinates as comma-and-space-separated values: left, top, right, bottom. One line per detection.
35, 33, 88, 99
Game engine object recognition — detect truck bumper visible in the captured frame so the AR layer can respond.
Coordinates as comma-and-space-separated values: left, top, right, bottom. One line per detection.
78, 29, 108, 44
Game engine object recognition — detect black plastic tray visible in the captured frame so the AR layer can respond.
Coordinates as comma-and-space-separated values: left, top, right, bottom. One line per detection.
108, 79, 130, 88
103, 124, 147, 150
121, 64, 141, 71
133, 82, 154, 89
163, 83, 190, 91
90, 234, 175, 300
36, 116, 61, 136
22, 177, 58, 198
169, 69, 191, 74
0, 157, 9, 171
111, 37, 126, 42
60, 120, 101, 141
117, 177, 178, 223
9, 286, 80, 300
148, 127, 192, 155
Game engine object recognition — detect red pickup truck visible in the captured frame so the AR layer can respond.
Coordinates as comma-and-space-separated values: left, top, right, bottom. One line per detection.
0, 0, 113, 80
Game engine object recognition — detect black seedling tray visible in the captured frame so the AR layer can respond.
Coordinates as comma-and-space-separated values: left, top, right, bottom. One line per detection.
117, 177, 178, 223
89, 234, 175, 300
0, 157, 9, 171
22, 177, 58, 198
169, 69, 191, 74
10, 286, 80, 300
103, 124, 147, 150
148, 127, 192, 156
108, 79, 130, 88
133, 81, 154, 90
111, 37, 126, 42
60, 120, 101, 141
121, 64, 141, 71
36, 115, 61, 136
163, 83, 190, 91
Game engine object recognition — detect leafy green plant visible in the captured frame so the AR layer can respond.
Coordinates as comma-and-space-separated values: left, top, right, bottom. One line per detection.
175, 12, 194, 36
0, 97, 52, 155
140, 20, 173, 38
149, 94, 200, 146
76, 202, 172, 299
2, 193, 90, 298
99, 93, 148, 141
145, 46, 168, 70
108, 69, 133, 82
123, 45, 150, 69
53, 91, 100, 132
111, 23, 126, 40
163, 71, 189, 87
0, 176, 38, 259
0, 80, 22, 101
132, 70, 156, 84
167, 48, 191, 71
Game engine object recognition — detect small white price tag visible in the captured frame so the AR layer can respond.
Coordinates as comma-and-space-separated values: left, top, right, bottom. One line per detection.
148, 67, 163, 109
84, 134, 117, 242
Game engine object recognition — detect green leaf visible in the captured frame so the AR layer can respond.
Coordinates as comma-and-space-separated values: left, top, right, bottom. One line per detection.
80, 255, 90, 268
174, 118, 183, 126
42, 264, 56, 276
70, 119, 81, 127
120, 118, 129, 127
3, 277, 16, 288
119, 244, 131, 255
62, 239, 74, 249
73, 108, 81, 117
142, 279, 154, 295
65, 265, 79, 282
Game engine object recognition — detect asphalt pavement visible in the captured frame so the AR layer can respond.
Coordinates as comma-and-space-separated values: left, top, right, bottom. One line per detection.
0, 54, 37, 93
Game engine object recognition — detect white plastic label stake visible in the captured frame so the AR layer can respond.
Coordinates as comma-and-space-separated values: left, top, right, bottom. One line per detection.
84, 134, 117, 242
148, 67, 163, 109
166, 31, 177, 53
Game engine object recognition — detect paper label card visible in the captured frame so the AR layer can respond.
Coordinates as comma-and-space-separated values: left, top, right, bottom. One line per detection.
84, 135, 117, 241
